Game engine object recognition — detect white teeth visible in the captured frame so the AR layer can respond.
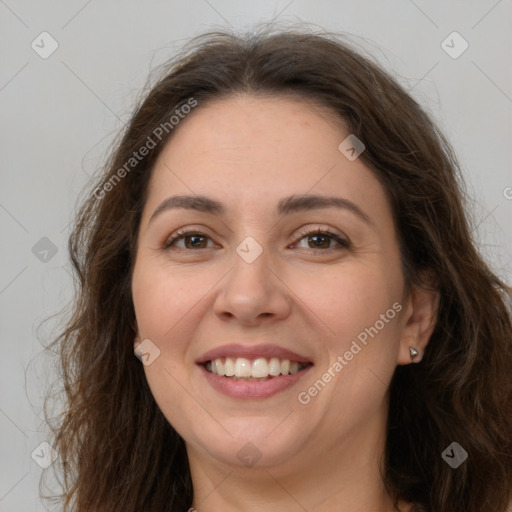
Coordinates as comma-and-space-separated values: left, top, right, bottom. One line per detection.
269, 357, 281, 376
224, 357, 235, 377
252, 358, 269, 378
289, 361, 300, 375
235, 358, 252, 378
206, 357, 308, 379
216, 359, 225, 376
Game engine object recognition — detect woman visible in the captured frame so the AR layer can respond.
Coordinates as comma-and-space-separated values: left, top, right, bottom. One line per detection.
45, 26, 512, 512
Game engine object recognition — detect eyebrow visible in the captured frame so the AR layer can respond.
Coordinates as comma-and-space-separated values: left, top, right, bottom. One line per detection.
148, 194, 372, 225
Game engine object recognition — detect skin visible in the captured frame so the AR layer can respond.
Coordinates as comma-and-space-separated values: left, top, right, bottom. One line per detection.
131, 94, 439, 512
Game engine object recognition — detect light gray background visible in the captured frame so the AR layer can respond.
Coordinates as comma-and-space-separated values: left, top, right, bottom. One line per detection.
1, 1, 511, 510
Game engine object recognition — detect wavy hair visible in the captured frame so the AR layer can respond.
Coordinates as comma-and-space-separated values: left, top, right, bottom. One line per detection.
44, 26, 512, 512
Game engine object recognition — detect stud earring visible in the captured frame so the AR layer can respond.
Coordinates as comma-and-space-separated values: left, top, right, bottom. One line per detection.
409, 347, 419, 360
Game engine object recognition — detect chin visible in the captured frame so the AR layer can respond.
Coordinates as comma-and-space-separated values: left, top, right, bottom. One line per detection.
185, 416, 310, 470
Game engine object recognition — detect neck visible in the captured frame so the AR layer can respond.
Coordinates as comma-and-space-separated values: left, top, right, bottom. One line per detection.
188, 462, 396, 512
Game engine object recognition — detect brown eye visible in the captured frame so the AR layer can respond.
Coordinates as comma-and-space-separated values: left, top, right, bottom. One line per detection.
306, 233, 332, 249
293, 229, 350, 251
163, 230, 214, 250
183, 234, 208, 249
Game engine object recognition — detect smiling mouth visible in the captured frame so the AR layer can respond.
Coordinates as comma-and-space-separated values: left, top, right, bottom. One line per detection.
204, 357, 312, 381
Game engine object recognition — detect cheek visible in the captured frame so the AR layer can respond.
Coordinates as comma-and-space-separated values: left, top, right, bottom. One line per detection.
291, 261, 403, 411
132, 260, 212, 348
288, 260, 402, 346
131, 262, 209, 435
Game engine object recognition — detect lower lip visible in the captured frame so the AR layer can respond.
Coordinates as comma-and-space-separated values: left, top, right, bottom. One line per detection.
199, 364, 312, 399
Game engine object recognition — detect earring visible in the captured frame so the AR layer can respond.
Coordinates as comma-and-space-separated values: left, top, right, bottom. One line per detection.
409, 347, 419, 360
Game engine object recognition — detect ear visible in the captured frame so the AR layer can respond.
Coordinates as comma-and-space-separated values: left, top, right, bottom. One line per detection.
397, 278, 440, 365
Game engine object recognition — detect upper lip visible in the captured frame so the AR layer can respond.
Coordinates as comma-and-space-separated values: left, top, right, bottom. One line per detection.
196, 344, 312, 364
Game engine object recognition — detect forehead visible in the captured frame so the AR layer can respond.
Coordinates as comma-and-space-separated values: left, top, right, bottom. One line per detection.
142, 94, 389, 224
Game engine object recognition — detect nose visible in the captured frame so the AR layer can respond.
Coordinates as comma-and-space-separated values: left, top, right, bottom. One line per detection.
213, 247, 292, 326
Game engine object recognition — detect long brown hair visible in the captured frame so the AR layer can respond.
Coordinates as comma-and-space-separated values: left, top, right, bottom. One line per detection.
43, 26, 512, 512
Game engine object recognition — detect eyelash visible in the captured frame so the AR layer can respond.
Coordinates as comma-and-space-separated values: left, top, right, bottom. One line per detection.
163, 226, 351, 253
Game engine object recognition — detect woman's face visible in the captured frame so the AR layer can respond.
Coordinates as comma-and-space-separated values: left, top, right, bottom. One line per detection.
132, 94, 415, 473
